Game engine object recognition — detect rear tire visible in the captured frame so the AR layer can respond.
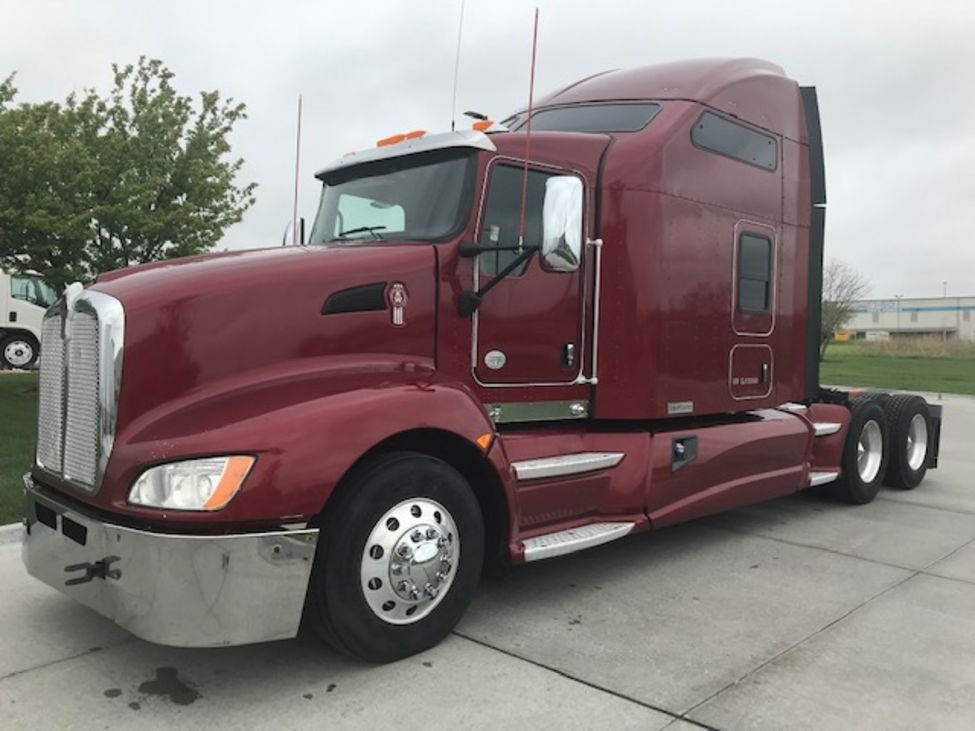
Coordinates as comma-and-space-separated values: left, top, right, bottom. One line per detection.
832, 400, 889, 505
882, 395, 930, 489
305, 451, 484, 663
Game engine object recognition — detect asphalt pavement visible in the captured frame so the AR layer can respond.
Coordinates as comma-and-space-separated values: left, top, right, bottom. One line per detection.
1, 391, 973, 730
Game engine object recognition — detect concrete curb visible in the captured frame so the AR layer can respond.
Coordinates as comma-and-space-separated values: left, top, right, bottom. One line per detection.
0, 522, 24, 546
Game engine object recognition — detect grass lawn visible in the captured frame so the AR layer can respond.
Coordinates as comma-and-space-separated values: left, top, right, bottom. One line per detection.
0, 372, 37, 525
821, 341, 975, 396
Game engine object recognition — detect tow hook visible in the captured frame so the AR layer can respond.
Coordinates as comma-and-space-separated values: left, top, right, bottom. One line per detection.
64, 556, 122, 586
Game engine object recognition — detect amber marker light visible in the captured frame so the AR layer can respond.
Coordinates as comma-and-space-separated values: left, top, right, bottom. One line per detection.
377, 133, 406, 147
472, 120, 494, 132
203, 456, 256, 510
475, 432, 495, 452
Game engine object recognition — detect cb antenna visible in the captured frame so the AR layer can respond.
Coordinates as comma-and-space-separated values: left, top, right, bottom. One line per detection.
517, 7, 540, 251
291, 93, 303, 245
450, 0, 466, 132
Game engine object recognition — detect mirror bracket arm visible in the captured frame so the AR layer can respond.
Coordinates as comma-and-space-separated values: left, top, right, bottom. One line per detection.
458, 245, 540, 317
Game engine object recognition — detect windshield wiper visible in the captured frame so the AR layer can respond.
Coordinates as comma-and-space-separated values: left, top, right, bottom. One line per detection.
334, 225, 386, 240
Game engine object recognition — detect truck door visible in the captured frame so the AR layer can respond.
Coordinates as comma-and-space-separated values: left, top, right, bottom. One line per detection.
472, 160, 592, 386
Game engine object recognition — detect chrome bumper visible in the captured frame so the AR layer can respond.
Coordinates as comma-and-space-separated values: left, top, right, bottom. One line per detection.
21, 475, 319, 647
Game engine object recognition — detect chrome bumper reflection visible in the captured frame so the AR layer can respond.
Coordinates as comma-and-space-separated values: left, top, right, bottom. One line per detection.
21, 475, 319, 647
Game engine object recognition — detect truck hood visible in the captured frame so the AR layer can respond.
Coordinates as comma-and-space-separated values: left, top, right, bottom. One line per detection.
91, 244, 437, 434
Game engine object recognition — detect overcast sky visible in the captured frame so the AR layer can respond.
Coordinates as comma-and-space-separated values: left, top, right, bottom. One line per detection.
2, 0, 972, 298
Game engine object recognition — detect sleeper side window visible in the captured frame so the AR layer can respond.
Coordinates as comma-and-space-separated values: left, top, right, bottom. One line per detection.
738, 233, 772, 313
692, 111, 778, 171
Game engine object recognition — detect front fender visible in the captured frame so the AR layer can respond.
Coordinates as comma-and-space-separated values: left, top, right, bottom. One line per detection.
97, 360, 502, 528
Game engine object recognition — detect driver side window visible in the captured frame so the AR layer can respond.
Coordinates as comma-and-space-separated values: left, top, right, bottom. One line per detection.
479, 165, 553, 276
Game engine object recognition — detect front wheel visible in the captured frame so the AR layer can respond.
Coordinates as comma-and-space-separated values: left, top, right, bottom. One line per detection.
305, 452, 484, 663
1, 333, 39, 370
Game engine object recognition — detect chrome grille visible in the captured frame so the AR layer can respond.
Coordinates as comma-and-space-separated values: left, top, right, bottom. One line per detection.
34, 289, 125, 493
63, 310, 100, 485
36, 316, 65, 472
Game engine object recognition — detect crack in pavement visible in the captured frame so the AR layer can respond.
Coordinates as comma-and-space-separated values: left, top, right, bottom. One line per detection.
451, 630, 720, 731
0, 637, 136, 682
679, 534, 975, 724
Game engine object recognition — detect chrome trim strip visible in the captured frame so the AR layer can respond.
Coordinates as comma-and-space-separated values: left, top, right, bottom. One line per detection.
512, 451, 624, 481
808, 470, 839, 486
486, 400, 590, 424
316, 130, 496, 177
22, 475, 318, 647
585, 237, 603, 385
814, 422, 842, 436
73, 290, 124, 490
523, 522, 635, 562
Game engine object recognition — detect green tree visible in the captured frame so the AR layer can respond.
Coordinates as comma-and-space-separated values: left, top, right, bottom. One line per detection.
0, 58, 256, 291
821, 258, 871, 360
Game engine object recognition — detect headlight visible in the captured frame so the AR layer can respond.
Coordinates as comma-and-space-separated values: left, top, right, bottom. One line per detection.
128, 456, 255, 511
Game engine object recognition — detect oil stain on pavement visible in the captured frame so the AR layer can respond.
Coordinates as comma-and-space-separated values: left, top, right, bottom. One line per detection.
137, 667, 200, 706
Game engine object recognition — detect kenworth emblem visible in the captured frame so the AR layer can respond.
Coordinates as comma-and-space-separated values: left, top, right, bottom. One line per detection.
388, 282, 409, 326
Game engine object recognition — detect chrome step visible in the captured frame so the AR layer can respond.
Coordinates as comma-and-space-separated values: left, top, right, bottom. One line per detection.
808, 470, 839, 486
814, 422, 842, 436
512, 452, 624, 481
522, 522, 635, 562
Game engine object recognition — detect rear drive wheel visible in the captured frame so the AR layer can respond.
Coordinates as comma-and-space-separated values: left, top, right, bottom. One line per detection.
305, 452, 484, 663
0, 333, 38, 370
832, 400, 889, 505
882, 395, 931, 489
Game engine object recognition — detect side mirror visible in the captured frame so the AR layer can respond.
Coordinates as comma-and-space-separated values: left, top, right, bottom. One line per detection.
541, 176, 583, 272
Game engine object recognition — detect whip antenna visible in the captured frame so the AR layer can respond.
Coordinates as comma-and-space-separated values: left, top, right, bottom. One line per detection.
450, 0, 466, 132
291, 93, 303, 245
517, 7, 539, 251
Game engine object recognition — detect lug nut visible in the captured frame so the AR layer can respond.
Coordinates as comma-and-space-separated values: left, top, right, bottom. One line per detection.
390, 563, 404, 576
408, 587, 421, 601
426, 527, 438, 539
411, 529, 424, 543
435, 571, 447, 583
440, 561, 452, 575
437, 537, 447, 548
424, 583, 439, 598
397, 544, 413, 559
397, 580, 411, 593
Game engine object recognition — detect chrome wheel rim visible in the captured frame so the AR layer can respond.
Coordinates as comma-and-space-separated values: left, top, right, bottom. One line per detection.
360, 498, 459, 625
3, 340, 34, 368
857, 419, 883, 483
906, 413, 928, 472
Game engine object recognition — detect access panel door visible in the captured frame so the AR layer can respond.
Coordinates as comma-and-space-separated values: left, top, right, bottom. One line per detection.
473, 162, 586, 385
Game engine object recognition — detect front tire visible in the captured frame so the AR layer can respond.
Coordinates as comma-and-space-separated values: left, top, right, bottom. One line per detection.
832, 400, 889, 505
0, 333, 38, 370
305, 452, 484, 663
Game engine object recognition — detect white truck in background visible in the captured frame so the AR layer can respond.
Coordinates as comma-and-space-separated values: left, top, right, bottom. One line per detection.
0, 269, 56, 369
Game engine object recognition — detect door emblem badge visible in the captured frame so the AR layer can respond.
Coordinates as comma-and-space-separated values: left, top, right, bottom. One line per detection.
484, 350, 507, 370
388, 283, 409, 326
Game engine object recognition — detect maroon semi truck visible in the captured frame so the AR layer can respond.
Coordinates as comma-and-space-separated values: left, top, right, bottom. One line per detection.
22, 58, 942, 662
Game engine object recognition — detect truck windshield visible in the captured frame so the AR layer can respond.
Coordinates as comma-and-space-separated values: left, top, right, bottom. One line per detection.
309, 149, 475, 245
10, 275, 56, 308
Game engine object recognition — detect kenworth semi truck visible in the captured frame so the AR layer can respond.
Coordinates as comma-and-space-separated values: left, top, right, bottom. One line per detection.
22, 59, 942, 662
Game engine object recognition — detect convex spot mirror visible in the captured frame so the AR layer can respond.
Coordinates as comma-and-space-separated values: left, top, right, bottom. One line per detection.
541, 176, 582, 272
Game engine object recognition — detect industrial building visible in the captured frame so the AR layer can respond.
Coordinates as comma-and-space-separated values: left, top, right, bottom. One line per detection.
841, 296, 975, 340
